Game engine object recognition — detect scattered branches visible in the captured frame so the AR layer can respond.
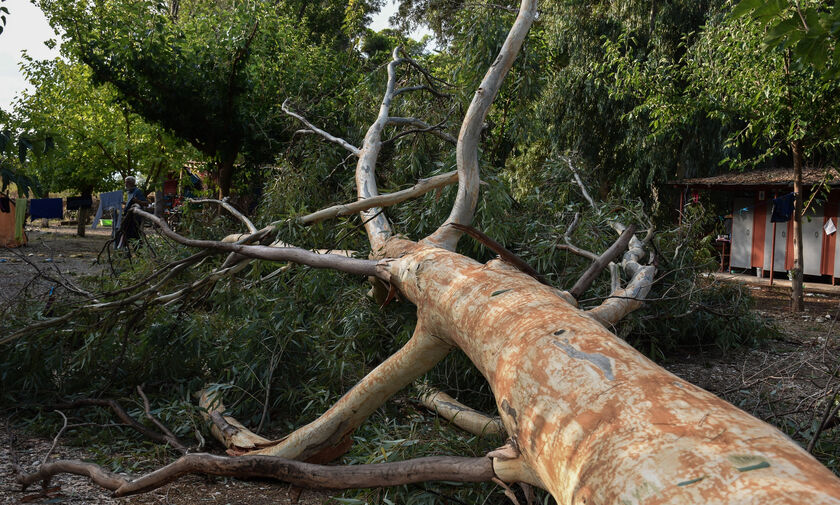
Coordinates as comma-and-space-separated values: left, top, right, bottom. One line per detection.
53, 397, 188, 453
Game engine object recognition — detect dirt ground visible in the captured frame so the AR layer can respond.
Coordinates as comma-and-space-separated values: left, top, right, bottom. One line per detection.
0, 225, 111, 307
2, 227, 840, 504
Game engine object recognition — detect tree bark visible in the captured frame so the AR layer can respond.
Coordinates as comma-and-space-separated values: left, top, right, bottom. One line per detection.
379, 237, 840, 504
76, 188, 91, 237
217, 151, 237, 198
791, 139, 804, 312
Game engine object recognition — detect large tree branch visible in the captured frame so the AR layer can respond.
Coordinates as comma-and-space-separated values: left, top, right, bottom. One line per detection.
355, 47, 402, 252
132, 208, 383, 279
15, 454, 495, 497
586, 223, 655, 327
298, 170, 458, 225
215, 324, 450, 462
424, 0, 538, 250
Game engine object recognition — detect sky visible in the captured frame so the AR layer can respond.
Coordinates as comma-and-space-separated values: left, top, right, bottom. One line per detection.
0, 0, 429, 113
0, 0, 61, 111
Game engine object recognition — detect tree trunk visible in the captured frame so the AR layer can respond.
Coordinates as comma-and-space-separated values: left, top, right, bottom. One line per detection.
380, 238, 840, 503
217, 152, 236, 198
154, 189, 164, 217
76, 187, 93, 237
791, 140, 804, 312
76, 207, 88, 237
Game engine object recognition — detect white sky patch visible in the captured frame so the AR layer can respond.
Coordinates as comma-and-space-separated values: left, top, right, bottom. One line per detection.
370, 0, 433, 41
0, 0, 61, 111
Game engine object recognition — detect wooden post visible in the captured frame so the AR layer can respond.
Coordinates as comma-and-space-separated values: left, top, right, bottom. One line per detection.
770, 193, 777, 286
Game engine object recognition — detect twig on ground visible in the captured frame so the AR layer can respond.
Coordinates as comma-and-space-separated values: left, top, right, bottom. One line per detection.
43, 411, 69, 464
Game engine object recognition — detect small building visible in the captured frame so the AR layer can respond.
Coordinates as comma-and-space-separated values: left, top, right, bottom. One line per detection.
673, 168, 840, 284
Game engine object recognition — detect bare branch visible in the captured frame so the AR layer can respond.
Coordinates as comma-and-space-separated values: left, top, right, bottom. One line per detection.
425, 0, 538, 250
188, 198, 257, 234
282, 99, 361, 156
355, 47, 402, 251
569, 224, 636, 299
555, 212, 598, 261
132, 208, 384, 279
16, 454, 495, 497
43, 411, 68, 464
564, 157, 596, 210
299, 171, 458, 225
386, 116, 457, 144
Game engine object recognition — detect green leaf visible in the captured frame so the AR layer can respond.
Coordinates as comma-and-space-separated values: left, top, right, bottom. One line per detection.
731, 0, 767, 19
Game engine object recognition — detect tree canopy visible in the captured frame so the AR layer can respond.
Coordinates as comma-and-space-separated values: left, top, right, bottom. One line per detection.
39, 0, 367, 196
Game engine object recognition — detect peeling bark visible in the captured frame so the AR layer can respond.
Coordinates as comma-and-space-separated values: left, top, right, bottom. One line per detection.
381, 238, 840, 504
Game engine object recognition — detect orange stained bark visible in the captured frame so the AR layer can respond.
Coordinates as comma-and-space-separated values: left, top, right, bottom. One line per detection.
384, 238, 840, 504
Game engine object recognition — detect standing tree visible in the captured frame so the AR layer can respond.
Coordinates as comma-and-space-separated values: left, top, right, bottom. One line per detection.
9, 1, 840, 502
13, 56, 197, 235
39, 0, 367, 197
602, 0, 840, 312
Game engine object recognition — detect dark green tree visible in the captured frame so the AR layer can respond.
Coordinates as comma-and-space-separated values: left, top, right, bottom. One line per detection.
40, 0, 363, 196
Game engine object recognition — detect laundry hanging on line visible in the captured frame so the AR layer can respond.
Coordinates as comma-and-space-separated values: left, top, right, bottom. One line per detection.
29, 198, 64, 220
771, 193, 796, 223
66, 196, 93, 210
15, 198, 26, 243
92, 190, 124, 230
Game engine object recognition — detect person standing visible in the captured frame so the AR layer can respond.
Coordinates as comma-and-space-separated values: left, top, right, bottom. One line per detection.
116, 176, 148, 249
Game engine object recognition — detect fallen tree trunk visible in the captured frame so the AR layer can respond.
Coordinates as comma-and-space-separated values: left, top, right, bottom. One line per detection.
11, 0, 840, 502
378, 238, 840, 503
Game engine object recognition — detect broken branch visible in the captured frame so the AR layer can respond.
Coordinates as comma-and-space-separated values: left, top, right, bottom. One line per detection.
420, 389, 505, 437
569, 224, 636, 299
16, 454, 495, 497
